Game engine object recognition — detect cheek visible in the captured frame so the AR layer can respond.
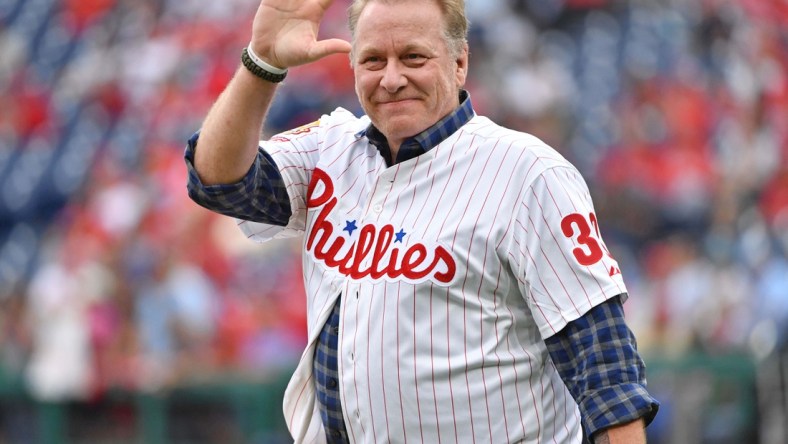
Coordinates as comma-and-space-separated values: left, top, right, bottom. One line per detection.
437, 75, 456, 100
356, 75, 380, 105
354, 71, 368, 93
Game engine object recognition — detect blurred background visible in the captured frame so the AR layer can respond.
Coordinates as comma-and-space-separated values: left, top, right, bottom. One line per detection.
0, 0, 786, 442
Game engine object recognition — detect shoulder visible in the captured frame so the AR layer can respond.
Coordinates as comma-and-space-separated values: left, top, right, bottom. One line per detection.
461, 114, 579, 181
269, 108, 369, 143
322, 107, 370, 131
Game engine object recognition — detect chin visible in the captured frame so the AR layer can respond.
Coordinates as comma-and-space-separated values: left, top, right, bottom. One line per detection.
382, 111, 424, 129
382, 121, 423, 141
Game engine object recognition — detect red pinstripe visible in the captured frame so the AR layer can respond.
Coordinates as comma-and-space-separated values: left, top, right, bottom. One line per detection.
267, 146, 319, 156
288, 373, 313, 431
285, 181, 309, 191
411, 284, 425, 444
484, 143, 525, 442
395, 284, 408, 443
549, 360, 573, 439
413, 149, 462, 442
304, 262, 319, 291
495, 155, 541, 251
475, 142, 520, 442
523, 198, 581, 314
335, 150, 367, 178
475, 151, 507, 444
559, 169, 626, 296
345, 165, 381, 215
430, 142, 481, 442
445, 285, 460, 444
546, 169, 609, 298
395, 157, 420, 228
349, 285, 366, 441
494, 265, 527, 441
387, 164, 404, 214
372, 157, 422, 430
443, 131, 463, 165
279, 165, 314, 173
449, 144, 485, 249
533, 176, 596, 307
339, 175, 361, 201
544, 369, 559, 444
423, 161, 456, 240
524, 349, 543, 442
378, 164, 399, 217
428, 285, 444, 444
509, 248, 557, 334
411, 173, 437, 234
323, 130, 363, 163
377, 283, 390, 442
450, 140, 499, 442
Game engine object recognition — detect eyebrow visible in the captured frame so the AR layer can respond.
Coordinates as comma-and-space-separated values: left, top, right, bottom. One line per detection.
355, 42, 436, 58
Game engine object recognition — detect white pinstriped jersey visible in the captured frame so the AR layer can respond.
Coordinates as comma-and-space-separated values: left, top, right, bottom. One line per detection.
239, 108, 627, 443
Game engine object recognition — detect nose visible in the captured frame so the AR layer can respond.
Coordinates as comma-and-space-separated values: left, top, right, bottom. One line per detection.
380, 60, 407, 93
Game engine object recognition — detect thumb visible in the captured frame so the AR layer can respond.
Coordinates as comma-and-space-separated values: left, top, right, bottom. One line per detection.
308, 38, 352, 62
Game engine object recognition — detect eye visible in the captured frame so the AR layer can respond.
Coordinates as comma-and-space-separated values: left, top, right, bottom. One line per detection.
361, 56, 385, 70
402, 53, 428, 66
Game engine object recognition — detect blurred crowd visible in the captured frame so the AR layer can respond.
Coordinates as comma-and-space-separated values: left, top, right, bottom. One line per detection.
0, 0, 786, 407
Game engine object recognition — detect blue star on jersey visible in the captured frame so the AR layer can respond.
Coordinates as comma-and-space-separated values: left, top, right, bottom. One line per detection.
343, 220, 358, 236
343, 221, 407, 243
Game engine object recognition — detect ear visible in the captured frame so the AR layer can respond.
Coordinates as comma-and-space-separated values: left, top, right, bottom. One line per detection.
455, 42, 469, 87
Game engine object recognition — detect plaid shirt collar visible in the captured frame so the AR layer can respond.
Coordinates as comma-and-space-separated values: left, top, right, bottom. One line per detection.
357, 89, 475, 166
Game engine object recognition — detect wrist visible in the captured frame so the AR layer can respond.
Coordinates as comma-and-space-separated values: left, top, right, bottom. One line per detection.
246, 44, 288, 73
241, 44, 288, 83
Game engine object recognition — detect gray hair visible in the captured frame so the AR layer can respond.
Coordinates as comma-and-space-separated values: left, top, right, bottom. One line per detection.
348, 0, 469, 59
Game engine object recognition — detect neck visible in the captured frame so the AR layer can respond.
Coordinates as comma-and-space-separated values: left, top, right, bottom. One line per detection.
387, 139, 402, 163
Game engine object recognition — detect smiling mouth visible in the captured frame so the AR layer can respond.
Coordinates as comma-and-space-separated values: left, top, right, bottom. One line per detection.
379, 98, 418, 106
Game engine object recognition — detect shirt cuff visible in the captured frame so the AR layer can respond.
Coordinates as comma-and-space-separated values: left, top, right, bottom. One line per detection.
184, 132, 257, 192
183, 131, 292, 225
545, 295, 660, 438
583, 383, 659, 437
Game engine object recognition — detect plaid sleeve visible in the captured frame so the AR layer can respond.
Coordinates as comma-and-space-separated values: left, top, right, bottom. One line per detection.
545, 295, 659, 440
184, 132, 292, 225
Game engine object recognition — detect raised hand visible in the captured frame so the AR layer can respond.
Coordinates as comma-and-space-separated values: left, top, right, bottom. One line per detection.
250, 0, 352, 69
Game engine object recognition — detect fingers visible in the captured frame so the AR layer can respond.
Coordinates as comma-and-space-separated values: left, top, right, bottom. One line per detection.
308, 38, 352, 62
250, 0, 351, 68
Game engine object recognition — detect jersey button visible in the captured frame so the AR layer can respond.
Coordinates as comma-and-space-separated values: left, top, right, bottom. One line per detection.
373, 204, 383, 213
328, 378, 337, 388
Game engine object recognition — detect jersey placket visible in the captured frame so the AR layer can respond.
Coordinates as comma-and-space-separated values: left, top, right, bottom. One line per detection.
345, 159, 429, 442
336, 163, 397, 442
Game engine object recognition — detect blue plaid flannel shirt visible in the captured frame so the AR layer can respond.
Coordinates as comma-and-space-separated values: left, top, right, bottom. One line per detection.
184, 90, 658, 442
315, 297, 348, 442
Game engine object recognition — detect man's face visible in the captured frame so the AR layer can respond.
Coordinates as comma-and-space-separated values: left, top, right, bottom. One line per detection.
352, 0, 468, 148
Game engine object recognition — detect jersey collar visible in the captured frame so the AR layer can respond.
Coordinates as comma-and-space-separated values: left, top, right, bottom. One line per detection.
357, 90, 475, 166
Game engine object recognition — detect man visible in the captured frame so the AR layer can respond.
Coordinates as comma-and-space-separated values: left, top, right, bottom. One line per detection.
185, 0, 659, 442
